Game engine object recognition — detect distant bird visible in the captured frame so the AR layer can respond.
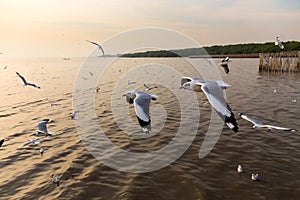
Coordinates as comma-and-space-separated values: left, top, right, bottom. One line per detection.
123, 91, 158, 133
31, 119, 55, 136
81, 76, 87, 80
51, 174, 60, 186
0, 139, 4, 147
237, 164, 243, 173
71, 110, 79, 120
16, 72, 41, 89
86, 40, 105, 56
180, 77, 238, 133
143, 83, 158, 91
275, 37, 284, 50
3, 65, 8, 70
219, 57, 231, 74
251, 173, 260, 181
239, 113, 296, 132
18, 136, 46, 148
128, 80, 136, 85
89, 71, 94, 76
50, 103, 61, 107
40, 147, 44, 157
63, 57, 70, 61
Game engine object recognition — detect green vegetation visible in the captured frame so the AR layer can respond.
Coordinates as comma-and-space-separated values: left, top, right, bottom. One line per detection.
121, 41, 300, 57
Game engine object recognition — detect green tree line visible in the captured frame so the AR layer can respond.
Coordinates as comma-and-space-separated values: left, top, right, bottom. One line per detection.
121, 41, 300, 57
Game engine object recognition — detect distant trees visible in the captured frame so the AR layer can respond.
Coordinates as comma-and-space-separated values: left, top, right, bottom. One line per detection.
121, 41, 300, 57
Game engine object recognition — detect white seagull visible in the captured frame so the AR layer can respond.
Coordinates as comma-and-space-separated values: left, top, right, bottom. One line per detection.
40, 147, 44, 157
18, 136, 46, 149
123, 91, 158, 133
237, 164, 243, 173
16, 72, 41, 89
31, 119, 55, 136
275, 36, 284, 50
143, 83, 158, 91
251, 173, 260, 181
180, 77, 238, 132
219, 57, 231, 74
239, 113, 296, 132
51, 174, 60, 186
86, 40, 105, 56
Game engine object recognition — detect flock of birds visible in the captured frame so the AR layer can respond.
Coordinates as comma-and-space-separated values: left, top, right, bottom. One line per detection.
0, 36, 294, 186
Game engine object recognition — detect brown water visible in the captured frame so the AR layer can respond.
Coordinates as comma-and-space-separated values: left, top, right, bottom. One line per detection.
0, 57, 299, 200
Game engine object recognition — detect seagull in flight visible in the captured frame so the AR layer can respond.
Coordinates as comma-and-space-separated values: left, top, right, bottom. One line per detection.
18, 136, 46, 149
51, 174, 60, 186
16, 72, 40, 89
219, 57, 231, 74
31, 119, 55, 136
239, 113, 296, 132
123, 91, 158, 133
143, 83, 158, 91
275, 36, 284, 50
71, 110, 79, 120
180, 77, 238, 133
86, 40, 105, 56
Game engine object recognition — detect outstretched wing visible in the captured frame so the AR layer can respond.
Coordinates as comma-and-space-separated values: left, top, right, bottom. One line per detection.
133, 92, 151, 128
86, 40, 105, 55
240, 114, 263, 126
16, 72, 27, 85
200, 82, 238, 132
264, 125, 295, 131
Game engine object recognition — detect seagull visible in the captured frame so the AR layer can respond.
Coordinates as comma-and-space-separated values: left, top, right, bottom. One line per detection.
40, 147, 44, 157
3, 65, 8, 70
144, 83, 158, 91
50, 103, 61, 107
31, 119, 55, 136
86, 40, 105, 56
123, 91, 158, 133
18, 136, 46, 149
71, 110, 79, 120
275, 36, 284, 50
239, 113, 296, 132
0, 139, 4, 147
237, 164, 243, 173
89, 71, 94, 76
180, 77, 238, 133
128, 80, 136, 85
16, 72, 41, 89
51, 174, 60, 186
219, 57, 231, 74
251, 173, 260, 181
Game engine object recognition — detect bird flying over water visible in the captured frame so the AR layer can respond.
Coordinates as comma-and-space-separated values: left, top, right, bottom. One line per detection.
219, 57, 231, 74
86, 40, 105, 56
18, 136, 46, 149
239, 113, 296, 132
275, 37, 284, 50
31, 119, 55, 136
143, 83, 158, 91
180, 77, 238, 133
16, 72, 40, 89
123, 91, 158, 133
51, 174, 60, 186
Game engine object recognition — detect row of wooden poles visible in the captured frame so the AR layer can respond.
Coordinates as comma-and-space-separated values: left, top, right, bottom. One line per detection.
258, 51, 300, 73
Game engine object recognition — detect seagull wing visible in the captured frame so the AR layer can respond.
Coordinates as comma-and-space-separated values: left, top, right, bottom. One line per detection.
16, 72, 27, 85
26, 82, 40, 89
199, 81, 238, 132
86, 40, 105, 55
221, 64, 229, 73
240, 114, 263, 126
37, 121, 48, 133
263, 125, 294, 131
133, 92, 151, 128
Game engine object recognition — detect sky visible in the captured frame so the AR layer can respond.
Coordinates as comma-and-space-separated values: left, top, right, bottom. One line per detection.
0, 0, 299, 57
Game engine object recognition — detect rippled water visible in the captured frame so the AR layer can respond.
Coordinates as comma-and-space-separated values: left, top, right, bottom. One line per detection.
0, 57, 299, 200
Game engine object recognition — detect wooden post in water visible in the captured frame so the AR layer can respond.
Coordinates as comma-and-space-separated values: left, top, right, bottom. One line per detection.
258, 51, 300, 73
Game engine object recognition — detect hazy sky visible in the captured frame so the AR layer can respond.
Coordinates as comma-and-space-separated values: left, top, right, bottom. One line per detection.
0, 0, 299, 57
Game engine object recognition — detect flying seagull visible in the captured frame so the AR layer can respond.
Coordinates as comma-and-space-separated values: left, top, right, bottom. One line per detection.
275, 36, 284, 50
71, 110, 79, 120
86, 40, 105, 56
144, 83, 158, 91
219, 57, 231, 74
18, 136, 46, 149
16, 72, 41, 89
251, 173, 260, 181
237, 164, 243, 173
180, 77, 238, 133
239, 113, 296, 131
123, 91, 158, 133
31, 119, 55, 136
